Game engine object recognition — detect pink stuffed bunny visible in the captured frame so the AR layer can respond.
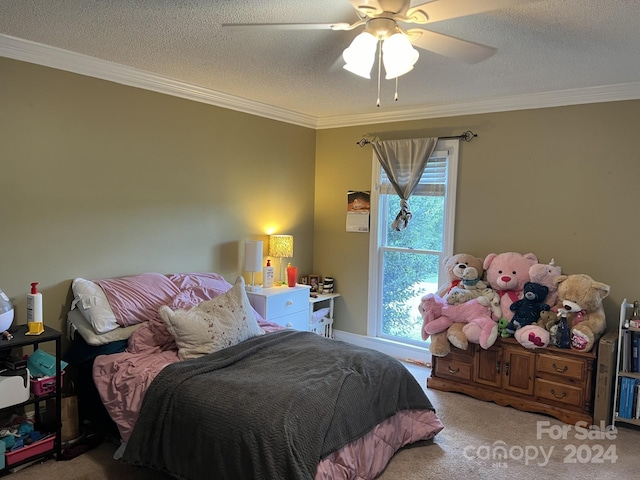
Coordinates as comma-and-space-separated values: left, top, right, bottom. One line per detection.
419, 294, 498, 349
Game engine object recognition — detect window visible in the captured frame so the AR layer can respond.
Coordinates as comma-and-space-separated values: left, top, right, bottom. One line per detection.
367, 139, 458, 346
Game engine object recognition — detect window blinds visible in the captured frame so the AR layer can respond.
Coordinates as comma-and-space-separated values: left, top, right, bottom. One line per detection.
380, 156, 446, 196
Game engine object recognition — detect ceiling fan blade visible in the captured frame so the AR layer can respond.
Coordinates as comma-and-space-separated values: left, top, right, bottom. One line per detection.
348, 0, 384, 17
407, 28, 497, 64
221, 22, 347, 31
408, 0, 533, 24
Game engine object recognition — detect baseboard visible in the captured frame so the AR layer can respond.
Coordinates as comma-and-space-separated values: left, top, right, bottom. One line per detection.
333, 330, 431, 365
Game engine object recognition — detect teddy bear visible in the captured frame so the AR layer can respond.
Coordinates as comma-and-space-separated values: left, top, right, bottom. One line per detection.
428, 253, 485, 356
483, 252, 539, 321
555, 273, 611, 352
529, 259, 562, 309
446, 266, 503, 321
536, 310, 559, 331
510, 309, 558, 350
419, 294, 498, 350
506, 282, 550, 335
436, 254, 485, 297
428, 323, 467, 357
445, 266, 488, 304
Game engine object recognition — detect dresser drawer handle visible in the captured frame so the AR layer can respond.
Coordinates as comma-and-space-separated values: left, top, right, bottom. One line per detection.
550, 388, 567, 399
552, 363, 568, 373
448, 366, 460, 374
286, 300, 293, 306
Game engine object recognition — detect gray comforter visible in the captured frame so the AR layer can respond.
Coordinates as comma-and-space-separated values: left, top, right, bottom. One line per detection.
122, 329, 434, 480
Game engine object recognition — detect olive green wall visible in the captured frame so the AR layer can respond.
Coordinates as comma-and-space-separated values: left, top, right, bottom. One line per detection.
315, 101, 640, 335
0, 57, 316, 335
2, 55, 637, 343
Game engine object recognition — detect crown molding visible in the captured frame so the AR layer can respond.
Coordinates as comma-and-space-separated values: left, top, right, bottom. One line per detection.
0, 34, 317, 129
2, 34, 640, 131
315, 82, 640, 129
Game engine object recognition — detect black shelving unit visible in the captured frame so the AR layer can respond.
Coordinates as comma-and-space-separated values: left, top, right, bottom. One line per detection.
1, 324, 62, 473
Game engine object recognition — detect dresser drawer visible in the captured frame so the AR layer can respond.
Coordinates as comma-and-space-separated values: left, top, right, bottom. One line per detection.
434, 357, 473, 382
263, 288, 308, 319
448, 346, 474, 363
273, 310, 308, 331
535, 378, 583, 407
537, 353, 585, 381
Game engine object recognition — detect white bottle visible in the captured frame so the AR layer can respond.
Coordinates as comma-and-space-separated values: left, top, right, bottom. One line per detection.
263, 260, 275, 288
27, 282, 43, 323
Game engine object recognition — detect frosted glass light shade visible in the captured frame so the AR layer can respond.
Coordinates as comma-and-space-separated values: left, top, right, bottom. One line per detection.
244, 240, 263, 273
382, 33, 419, 79
342, 31, 378, 79
269, 235, 293, 258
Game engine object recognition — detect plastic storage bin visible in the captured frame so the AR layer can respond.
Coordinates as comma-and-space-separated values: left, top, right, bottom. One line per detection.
5, 435, 55, 466
30, 370, 65, 396
0, 368, 30, 408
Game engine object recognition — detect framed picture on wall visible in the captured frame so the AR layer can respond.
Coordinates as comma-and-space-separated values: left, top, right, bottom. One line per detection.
308, 275, 320, 292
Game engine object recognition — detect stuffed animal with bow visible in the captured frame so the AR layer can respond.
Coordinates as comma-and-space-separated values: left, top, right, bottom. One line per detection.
484, 252, 538, 321
555, 273, 610, 352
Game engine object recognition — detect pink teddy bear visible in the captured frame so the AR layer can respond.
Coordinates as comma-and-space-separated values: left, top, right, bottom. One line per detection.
529, 259, 562, 309
484, 252, 538, 321
419, 294, 498, 350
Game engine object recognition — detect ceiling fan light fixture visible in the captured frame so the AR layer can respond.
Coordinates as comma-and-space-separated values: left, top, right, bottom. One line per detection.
382, 32, 419, 79
342, 31, 378, 78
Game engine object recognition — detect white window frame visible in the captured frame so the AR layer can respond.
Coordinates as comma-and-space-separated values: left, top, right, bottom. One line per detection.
366, 139, 459, 340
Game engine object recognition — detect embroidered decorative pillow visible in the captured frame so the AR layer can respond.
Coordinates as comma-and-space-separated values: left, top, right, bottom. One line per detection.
159, 277, 264, 360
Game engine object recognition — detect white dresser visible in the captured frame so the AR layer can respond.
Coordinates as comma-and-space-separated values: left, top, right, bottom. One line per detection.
247, 285, 311, 330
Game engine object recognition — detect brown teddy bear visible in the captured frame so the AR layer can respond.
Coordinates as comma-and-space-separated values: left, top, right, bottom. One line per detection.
537, 310, 559, 331
555, 273, 610, 352
429, 253, 484, 357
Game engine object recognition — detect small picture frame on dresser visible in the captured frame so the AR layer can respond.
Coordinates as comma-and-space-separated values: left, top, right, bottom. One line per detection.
308, 275, 320, 292
300, 275, 308, 285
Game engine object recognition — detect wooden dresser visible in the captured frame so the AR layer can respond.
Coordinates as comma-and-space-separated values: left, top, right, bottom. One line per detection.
427, 337, 597, 425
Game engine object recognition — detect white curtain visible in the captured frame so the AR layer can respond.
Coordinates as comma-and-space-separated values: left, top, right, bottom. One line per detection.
372, 137, 438, 231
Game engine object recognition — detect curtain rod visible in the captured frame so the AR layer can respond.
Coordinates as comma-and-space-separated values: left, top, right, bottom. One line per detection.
356, 130, 477, 147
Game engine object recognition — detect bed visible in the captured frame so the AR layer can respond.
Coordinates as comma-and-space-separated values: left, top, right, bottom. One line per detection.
66, 271, 443, 480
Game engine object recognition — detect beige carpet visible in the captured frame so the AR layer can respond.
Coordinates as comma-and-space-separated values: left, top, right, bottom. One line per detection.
7, 364, 638, 480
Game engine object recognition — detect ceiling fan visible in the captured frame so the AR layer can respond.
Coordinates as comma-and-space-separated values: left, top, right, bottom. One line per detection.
222, 0, 529, 105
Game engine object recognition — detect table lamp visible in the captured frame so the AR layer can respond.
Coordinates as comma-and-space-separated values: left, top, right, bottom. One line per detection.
268, 235, 293, 285
244, 239, 263, 292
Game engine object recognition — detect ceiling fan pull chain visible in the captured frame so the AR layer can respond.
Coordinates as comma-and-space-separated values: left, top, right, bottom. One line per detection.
376, 40, 382, 107
395, 77, 399, 102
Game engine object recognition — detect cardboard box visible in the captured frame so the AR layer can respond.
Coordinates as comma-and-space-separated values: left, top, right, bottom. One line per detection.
593, 331, 618, 428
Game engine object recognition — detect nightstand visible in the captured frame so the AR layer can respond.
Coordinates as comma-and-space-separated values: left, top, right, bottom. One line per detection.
309, 293, 340, 338
247, 285, 311, 330
0, 325, 63, 472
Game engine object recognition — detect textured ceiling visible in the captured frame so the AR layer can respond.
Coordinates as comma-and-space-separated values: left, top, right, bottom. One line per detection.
1, 0, 639, 124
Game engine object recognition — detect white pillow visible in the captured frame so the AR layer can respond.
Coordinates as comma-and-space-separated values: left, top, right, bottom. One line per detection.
67, 308, 142, 346
159, 276, 264, 360
71, 278, 119, 334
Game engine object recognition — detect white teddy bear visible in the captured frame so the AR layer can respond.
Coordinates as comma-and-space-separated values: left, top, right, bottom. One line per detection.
445, 266, 502, 319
